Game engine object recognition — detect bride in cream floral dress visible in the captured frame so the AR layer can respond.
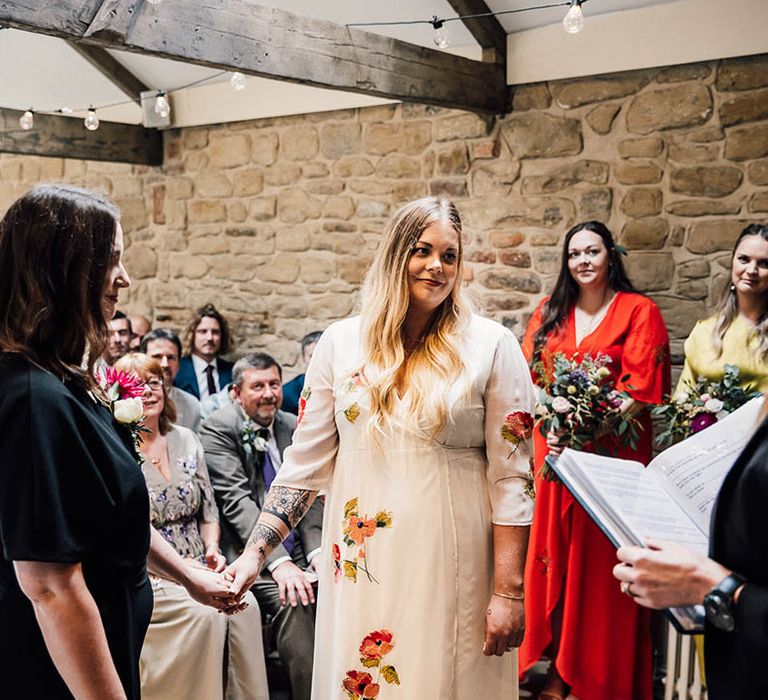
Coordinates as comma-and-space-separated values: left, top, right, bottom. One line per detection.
227, 197, 536, 700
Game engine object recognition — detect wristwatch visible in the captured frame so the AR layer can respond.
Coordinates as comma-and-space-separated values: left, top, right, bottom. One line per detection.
704, 573, 746, 632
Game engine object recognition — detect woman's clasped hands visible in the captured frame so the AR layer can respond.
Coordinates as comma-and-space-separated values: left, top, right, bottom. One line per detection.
182, 558, 248, 614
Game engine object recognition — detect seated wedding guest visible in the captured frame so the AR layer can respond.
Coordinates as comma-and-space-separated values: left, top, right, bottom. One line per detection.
141, 328, 202, 432
201, 381, 236, 420
520, 221, 670, 700
129, 314, 152, 351
282, 331, 322, 415
0, 184, 233, 700
677, 223, 768, 395
106, 310, 132, 365
614, 400, 768, 699
115, 353, 268, 700
175, 304, 234, 400
200, 353, 323, 700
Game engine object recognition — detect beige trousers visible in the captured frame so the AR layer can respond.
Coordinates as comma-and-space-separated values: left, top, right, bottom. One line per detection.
140, 579, 268, 700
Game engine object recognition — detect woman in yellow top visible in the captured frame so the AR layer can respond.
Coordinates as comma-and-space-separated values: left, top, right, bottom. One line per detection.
677, 224, 768, 395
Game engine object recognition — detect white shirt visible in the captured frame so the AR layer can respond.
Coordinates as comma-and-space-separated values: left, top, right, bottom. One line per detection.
191, 353, 220, 400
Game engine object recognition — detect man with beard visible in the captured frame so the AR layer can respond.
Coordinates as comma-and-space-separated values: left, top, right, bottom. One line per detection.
128, 314, 151, 350
200, 353, 322, 700
105, 310, 132, 366
174, 304, 234, 401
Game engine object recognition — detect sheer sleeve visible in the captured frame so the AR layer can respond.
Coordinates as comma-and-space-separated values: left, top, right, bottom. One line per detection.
615, 297, 671, 404
484, 328, 536, 526
192, 432, 220, 524
272, 325, 340, 492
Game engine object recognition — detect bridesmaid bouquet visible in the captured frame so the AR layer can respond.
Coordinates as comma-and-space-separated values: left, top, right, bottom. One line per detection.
654, 364, 761, 446
534, 352, 639, 480
101, 367, 149, 464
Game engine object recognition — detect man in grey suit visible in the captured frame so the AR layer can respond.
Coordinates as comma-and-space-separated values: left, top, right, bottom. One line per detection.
200, 352, 321, 700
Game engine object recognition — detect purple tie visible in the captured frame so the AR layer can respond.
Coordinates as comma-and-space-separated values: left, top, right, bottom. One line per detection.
258, 429, 294, 555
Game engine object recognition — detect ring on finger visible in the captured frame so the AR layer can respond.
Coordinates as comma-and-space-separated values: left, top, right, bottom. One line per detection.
620, 580, 637, 597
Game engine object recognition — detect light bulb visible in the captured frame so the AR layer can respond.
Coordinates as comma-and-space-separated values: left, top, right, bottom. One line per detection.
84, 108, 99, 131
19, 110, 34, 130
431, 17, 451, 49
563, 0, 584, 33
154, 92, 170, 119
230, 72, 247, 91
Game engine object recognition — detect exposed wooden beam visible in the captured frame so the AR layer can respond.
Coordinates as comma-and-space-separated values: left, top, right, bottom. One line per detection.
0, 1, 507, 114
67, 41, 149, 104
0, 107, 162, 165
445, 0, 507, 63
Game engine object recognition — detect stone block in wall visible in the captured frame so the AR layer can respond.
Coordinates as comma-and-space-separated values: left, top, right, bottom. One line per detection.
276, 228, 311, 252
333, 158, 374, 178
579, 188, 613, 222
552, 72, 651, 108
210, 255, 262, 282
152, 184, 165, 225
586, 104, 621, 135
489, 231, 525, 248
471, 161, 521, 196
188, 200, 227, 224
687, 220, 748, 254
747, 160, 768, 185
511, 83, 551, 111
228, 202, 248, 223
502, 112, 582, 158
169, 253, 210, 280
624, 252, 674, 291
437, 144, 470, 176
305, 179, 345, 196
264, 164, 301, 187
466, 249, 497, 264
532, 249, 560, 274
392, 180, 428, 202
338, 256, 372, 285
356, 200, 389, 218
226, 226, 275, 254
248, 197, 276, 221
666, 200, 742, 216
165, 203, 187, 233
166, 177, 194, 200
626, 84, 713, 134
297, 255, 335, 284
621, 188, 662, 218
749, 192, 768, 213
154, 282, 190, 310
255, 254, 301, 284
282, 126, 319, 161
321, 123, 362, 158
123, 244, 157, 279
303, 162, 330, 179
252, 133, 279, 166
656, 64, 711, 83
429, 180, 468, 198
322, 196, 355, 220
675, 279, 709, 300
668, 142, 720, 164
196, 172, 233, 198
499, 251, 531, 268
619, 137, 664, 158
724, 122, 768, 161
670, 166, 743, 197
233, 169, 265, 197
209, 134, 251, 168
277, 189, 321, 224
478, 269, 541, 293
720, 89, 768, 127
615, 161, 663, 185
184, 152, 209, 172
375, 154, 421, 179
402, 122, 433, 154
716, 55, 768, 92
112, 176, 143, 198
523, 160, 609, 195
471, 139, 501, 160
116, 196, 149, 232
0, 160, 22, 180
183, 129, 208, 150
678, 259, 710, 279
620, 219, 669, 249
433, 114, 490, 142
349, 180, 394, 196
655, 294, 708, 341
189, 233, 229, 255
308, 295, 355, 319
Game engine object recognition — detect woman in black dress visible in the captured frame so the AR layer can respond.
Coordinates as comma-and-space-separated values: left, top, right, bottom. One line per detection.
0, 185, 235, 700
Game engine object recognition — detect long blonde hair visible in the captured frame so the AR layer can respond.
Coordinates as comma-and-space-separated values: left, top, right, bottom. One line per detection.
359, 196, 473, 444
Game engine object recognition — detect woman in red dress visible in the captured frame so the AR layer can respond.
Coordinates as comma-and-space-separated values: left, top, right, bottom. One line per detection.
519, 221, 670, 700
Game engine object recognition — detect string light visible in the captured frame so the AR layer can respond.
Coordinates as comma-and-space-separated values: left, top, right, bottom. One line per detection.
84, 107, 99, 131
19, 109, 34, 130
230, 72, 247, 91
430, 16, 451, 49
146, 0, 163, 4
154, 91, 170, 119
562, 0, 585, 33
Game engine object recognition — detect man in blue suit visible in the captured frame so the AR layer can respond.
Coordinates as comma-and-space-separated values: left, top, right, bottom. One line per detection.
281, 330, 322, 414
174, 303, 234, 400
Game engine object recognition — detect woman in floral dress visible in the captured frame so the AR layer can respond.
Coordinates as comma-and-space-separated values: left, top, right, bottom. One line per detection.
226, 196, 536, 699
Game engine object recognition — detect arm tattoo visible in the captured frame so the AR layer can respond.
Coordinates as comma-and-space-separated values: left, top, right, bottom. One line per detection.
263, 485, 314, 530
245, 521, 283, 560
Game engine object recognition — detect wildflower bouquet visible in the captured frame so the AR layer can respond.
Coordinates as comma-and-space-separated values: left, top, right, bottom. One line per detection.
101, 367, 149, 465
534, 352, 640, 480
653, 364, 761, 447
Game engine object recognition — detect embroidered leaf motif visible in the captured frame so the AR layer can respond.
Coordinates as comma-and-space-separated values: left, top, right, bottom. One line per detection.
500, 424, 521, 445
344, 497, 359, 519
375, 511, 393, 528
381, 665, 401, 685
343, 561, 358, 582
344, 402, 361, 423
300, 386, 312, 400
360, 657, 380, 668
524, 460, 536, 501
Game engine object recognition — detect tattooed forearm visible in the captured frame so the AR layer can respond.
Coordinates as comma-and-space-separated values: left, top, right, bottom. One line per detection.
245, 521, 283, 561
263, 485, 316, 530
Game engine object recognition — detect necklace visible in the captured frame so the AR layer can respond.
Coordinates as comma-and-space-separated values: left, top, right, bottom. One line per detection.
150, 457, 161, 466
575, 290, 615, 341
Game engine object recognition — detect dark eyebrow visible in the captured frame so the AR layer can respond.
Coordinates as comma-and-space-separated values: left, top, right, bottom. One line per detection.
414, 241, 432, 247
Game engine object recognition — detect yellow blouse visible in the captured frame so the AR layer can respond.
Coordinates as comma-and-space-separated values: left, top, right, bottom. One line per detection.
676, 315, 768, 394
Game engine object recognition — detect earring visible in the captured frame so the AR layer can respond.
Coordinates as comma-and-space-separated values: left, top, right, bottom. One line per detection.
730, 284, 736, 292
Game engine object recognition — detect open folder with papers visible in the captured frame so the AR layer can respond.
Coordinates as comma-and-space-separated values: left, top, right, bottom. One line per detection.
548, 396, 764, 633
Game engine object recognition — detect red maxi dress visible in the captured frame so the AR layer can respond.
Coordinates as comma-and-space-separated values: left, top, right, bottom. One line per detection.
519, 291, 670, 700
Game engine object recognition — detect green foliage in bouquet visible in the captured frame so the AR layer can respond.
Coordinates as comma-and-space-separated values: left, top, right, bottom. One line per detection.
534, 352, 640, 481
654, 364, 761, 446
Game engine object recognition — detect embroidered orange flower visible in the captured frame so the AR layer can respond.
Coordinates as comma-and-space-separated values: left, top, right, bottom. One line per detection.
343, 670, 380, 698
359, 630, 394, 660
332, 543, 342, 583
501, 410, 534, 443
344, 516, 378, 545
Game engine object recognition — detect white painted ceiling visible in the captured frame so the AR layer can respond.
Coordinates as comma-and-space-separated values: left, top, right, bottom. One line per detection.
0, 0, 678, 126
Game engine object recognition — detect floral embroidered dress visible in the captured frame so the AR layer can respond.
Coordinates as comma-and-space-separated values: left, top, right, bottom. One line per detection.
272, 314, 535, 700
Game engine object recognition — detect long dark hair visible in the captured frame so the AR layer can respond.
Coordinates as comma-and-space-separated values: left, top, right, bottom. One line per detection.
712, 223, 768, 361
183, 303, 232, 357
531, 221, 637, 364
0, 184, 120, 389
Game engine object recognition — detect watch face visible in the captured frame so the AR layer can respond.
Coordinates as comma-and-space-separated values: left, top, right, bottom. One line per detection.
705, 592, 736, 632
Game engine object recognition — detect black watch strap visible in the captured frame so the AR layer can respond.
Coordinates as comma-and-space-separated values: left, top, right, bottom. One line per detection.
715, 572, 746, 599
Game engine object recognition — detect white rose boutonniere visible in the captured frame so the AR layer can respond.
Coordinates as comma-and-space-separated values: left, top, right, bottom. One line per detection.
114, 397, 144, 424
101, 367, 149, 465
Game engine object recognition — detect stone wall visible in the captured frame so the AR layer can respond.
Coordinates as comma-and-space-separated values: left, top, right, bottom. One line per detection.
1, 53, 767, 376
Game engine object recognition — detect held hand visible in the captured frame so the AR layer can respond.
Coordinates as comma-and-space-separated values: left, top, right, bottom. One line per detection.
483, 595, 525, 656
272, 561, 316, 608
224, 549, 262, 601
546, 428, 570, 456
183, 565, 239, 611
613, 539, 729, 609
204, 545, 227, 573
